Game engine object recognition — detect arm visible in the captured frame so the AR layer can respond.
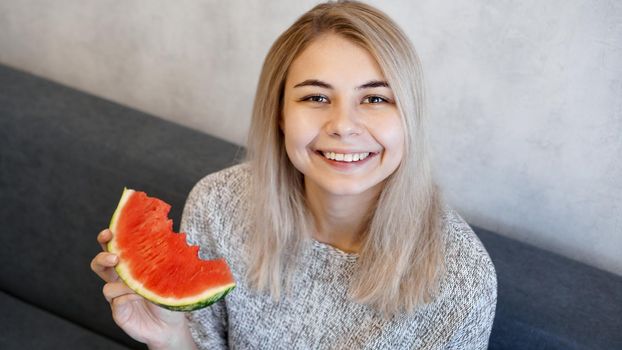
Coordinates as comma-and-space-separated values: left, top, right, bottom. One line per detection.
179, 178, 230, 349
446, 260, 498, 350
185, 301, 229, 349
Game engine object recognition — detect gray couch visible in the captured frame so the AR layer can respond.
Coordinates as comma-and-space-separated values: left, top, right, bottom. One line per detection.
1, 64, 620, 349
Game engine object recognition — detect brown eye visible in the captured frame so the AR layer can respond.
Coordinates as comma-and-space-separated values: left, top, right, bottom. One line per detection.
362, 95, 388, 104
305, 95, 329, 103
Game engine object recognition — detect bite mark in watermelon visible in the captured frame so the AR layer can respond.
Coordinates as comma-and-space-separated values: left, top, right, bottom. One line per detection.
107, 188, 235, 311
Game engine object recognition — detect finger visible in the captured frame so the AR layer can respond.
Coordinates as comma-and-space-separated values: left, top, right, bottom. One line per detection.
103, 281, 137, 303
97, 229, 112, 251
90, 252, 119, 282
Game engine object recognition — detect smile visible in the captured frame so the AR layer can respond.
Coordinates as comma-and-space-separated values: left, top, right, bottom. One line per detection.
319, 151, 373, 162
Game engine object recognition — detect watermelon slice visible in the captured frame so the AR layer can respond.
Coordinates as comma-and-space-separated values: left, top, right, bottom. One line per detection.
107, 188, 235, 311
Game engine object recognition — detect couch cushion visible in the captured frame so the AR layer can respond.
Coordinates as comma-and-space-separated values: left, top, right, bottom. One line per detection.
475, 227, 622, 350
0, 290, 133, 349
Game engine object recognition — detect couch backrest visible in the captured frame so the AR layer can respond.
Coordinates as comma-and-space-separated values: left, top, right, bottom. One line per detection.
0, 64, 243, 349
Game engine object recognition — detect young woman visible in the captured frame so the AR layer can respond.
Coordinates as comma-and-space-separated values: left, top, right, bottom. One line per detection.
91, 1, 497, 349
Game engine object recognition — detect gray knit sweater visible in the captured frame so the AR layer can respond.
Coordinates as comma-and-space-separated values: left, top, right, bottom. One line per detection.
180, 163, 497, 349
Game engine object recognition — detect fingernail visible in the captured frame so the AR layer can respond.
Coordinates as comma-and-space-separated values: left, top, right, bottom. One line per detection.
107, 255, 118, 264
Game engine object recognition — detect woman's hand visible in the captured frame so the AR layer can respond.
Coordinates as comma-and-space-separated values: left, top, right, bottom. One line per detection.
91, 229, 194, 349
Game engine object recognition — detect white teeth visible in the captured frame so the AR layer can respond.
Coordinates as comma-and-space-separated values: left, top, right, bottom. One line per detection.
321, 151, 371, 162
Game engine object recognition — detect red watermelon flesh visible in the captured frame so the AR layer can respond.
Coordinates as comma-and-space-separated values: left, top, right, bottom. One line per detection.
108, 188, 235, 311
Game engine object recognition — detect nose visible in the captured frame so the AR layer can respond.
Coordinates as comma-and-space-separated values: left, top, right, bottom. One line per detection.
324, 102, 362, 137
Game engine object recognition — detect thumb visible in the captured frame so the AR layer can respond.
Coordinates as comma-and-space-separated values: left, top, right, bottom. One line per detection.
111, 294, 144, 326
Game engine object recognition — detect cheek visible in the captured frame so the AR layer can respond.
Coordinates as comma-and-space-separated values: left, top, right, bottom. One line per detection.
283, 112, 320, 148
371, 116, 405, 155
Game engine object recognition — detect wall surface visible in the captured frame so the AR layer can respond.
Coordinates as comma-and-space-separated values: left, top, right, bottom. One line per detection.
1, 0, 620, 275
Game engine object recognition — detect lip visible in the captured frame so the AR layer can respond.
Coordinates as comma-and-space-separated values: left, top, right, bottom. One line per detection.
313, 149, 378, 170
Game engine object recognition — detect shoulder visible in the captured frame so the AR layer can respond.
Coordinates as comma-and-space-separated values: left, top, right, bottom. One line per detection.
439, 204, 497, 301
183, 162, 252, 217
187, 162, 252, 203
434, 205, 498, 346
180, 162, 252, 257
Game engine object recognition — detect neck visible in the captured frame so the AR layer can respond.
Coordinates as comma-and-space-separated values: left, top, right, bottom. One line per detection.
304, 178, 383, 254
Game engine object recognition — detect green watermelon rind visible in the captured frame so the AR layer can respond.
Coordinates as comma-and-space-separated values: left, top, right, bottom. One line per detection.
153, 285, 236, 311
107, 187, 236, 312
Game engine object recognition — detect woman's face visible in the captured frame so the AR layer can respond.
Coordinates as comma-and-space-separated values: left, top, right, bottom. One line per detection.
281, 33, 404, 197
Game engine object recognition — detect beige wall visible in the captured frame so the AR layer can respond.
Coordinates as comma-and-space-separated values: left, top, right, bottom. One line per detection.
1, 0, 620, 276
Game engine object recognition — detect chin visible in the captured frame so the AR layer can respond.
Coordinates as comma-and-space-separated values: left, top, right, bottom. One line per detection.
317, 178, 380, 197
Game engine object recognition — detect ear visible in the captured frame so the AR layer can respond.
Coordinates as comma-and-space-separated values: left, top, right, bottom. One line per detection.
278, 115, 284, 132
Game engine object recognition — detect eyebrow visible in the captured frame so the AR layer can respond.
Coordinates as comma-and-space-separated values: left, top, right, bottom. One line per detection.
293, 79, 389, 90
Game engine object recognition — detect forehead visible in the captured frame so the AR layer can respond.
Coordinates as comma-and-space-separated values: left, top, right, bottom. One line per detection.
285, 34, 386, 87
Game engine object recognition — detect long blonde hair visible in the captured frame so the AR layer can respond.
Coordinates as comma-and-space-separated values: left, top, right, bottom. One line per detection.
245, 0, 446, 317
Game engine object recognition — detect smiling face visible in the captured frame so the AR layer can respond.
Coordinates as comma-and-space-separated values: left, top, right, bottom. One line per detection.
281, 33, 405, 197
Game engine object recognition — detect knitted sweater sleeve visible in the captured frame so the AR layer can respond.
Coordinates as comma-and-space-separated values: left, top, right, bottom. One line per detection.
445, 228, 498, 349
179, 178, 228, 350
446, 274, 497, 349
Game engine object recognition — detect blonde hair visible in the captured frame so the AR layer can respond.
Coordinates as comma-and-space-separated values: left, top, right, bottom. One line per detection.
245, 0, 446, 317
